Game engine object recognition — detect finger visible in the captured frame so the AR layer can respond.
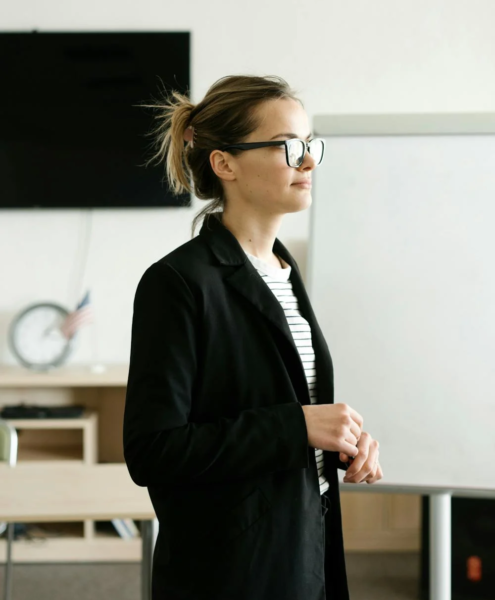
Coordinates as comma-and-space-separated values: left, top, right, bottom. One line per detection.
366, 461, 383, 483
349, 420, 362, 442
347, 406, 364, 431
344, 438, 376, 482
342, 440, 360, 457
366, 463, 383, 484
345, 435, 373, 478
337, 403, 363, 439
345, 430, 359, 447
364, 461, 379, 483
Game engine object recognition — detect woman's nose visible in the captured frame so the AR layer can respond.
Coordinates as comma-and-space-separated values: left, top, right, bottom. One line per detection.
300, 151, 317, 170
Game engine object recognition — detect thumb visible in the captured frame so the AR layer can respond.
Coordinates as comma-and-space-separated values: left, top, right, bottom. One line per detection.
339, 452, 349, 462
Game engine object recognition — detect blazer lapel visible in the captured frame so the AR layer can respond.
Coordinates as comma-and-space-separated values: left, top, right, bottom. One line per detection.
199, 212, 334, 406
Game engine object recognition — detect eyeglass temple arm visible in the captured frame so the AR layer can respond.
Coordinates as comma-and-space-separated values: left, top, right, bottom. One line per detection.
220, 141, 285, 151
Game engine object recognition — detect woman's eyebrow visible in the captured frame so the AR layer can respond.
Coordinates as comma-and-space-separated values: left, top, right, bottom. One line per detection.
269, 132, 313, 140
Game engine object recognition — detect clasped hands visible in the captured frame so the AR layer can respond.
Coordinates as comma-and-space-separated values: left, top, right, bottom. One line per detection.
339, 431, 384, 484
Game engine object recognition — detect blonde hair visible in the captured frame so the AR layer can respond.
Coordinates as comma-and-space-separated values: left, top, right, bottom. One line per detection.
139, 74, 303, 238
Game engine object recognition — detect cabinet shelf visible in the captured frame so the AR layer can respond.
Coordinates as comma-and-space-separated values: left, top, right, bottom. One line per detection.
0, 536, 142, 562
0, 364, 128, 388
16, 445, 85, 463
4, 410, 98, 464
3, 410, 97, 429
0, 519, 143, 562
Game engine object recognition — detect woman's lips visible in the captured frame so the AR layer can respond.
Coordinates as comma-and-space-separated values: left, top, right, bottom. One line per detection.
292, 181, 312, 188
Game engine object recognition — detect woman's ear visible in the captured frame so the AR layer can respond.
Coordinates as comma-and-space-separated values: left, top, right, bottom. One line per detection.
210, 149, 236, 183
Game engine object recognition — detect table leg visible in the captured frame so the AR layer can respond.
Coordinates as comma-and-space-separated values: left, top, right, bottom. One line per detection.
430, 491, 452, 600
3, 522, 14, 600
141, 520, 154, 600
151, 517, 159, 549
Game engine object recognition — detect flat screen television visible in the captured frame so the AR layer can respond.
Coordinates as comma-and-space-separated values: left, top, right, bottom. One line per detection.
0, 31, 191, 209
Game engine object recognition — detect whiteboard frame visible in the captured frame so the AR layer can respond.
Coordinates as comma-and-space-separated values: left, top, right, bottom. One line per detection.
314, 112, 495, 136
308, 111, 495, 299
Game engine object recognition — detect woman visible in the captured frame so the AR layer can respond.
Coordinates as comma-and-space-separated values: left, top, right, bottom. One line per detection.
123, 74, 383, 600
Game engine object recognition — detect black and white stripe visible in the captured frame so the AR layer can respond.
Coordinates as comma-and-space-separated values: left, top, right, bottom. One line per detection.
244, 251, 329, 496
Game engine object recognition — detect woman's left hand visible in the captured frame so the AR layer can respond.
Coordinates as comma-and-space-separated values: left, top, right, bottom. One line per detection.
339, 431, 384, 484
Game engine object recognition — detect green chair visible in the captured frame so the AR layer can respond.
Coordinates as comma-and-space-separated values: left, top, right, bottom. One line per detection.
0, 419, 18, 600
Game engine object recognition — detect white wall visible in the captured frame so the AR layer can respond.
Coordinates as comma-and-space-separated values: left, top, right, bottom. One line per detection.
1, 0, 494, 366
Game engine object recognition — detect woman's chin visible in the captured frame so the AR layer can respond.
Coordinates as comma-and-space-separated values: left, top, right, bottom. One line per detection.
285, 191, 312, 213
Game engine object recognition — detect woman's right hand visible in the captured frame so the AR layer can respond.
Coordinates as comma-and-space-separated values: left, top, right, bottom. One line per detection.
301, 403, 363, 457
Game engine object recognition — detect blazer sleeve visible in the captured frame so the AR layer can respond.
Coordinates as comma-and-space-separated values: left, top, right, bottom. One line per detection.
123, 260, 311, 488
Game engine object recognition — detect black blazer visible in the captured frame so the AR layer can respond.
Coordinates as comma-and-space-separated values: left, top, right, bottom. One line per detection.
123, 211, 351, 600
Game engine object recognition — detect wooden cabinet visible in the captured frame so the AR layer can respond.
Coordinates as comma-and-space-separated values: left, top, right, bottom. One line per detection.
340, 491, 421, 551
0, 364, 143, 563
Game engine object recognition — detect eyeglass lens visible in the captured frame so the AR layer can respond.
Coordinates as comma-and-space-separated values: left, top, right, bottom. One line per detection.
287, 139, 324, 167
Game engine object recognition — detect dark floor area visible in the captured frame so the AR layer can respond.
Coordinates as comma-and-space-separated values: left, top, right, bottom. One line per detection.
0, 552, 422, 599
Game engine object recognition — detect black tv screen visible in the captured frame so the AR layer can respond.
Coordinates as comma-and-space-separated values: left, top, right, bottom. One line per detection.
0, 31, 191, 208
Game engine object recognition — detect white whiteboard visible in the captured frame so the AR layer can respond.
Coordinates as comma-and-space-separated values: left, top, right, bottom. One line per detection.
308, 116, 495, 490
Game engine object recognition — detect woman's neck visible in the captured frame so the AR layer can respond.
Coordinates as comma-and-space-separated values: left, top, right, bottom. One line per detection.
220, 208, 283, 264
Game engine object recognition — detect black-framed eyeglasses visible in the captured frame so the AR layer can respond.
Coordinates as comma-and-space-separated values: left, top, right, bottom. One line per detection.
219, 138, 325, 168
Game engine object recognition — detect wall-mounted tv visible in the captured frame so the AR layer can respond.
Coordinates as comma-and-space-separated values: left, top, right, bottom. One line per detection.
0, 31, 191, 209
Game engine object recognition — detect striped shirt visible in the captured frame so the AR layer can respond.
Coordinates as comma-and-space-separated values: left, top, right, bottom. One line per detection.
244, 250, 329, 496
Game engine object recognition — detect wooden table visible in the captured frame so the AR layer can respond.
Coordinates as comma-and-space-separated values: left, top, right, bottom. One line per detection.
0, 463, 156, 599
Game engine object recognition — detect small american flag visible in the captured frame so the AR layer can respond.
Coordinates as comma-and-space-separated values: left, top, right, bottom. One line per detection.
60, 290, 94, 340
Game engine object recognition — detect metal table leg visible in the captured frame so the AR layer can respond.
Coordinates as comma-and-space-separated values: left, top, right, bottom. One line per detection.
3, 522, 14, 600
430, 492, 452, 600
